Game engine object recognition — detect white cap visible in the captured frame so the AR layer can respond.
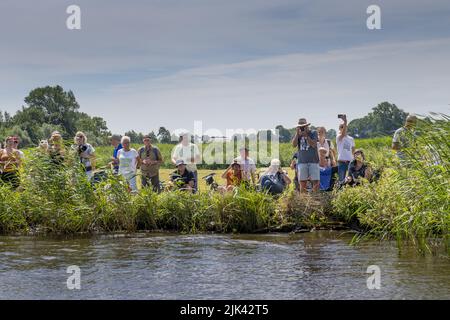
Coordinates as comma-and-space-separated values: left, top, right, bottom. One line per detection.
270, 159, 281, 166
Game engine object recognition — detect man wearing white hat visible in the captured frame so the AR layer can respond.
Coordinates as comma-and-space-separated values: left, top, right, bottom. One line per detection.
170, 159, 195, 192
292, 118, 320, 192
171, 131, 201, 192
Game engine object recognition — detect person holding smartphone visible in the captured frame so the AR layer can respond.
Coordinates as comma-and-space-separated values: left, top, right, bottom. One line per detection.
336, 114, 355, 183
291, 118, 320, 192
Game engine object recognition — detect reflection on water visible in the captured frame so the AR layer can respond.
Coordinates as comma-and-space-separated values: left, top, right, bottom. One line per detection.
0, 231, 449, 299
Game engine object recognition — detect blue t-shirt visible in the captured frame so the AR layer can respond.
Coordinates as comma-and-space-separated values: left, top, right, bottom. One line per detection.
297, 130, 319, 164
113, 144, 123, 170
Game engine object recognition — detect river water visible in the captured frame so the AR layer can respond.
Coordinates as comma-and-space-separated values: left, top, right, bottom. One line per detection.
0, 231, 449, 299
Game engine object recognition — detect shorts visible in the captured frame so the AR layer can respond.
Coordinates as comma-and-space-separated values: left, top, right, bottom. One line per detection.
297, 163, 320, 181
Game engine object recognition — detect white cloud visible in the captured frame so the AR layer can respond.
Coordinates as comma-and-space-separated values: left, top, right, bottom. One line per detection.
78, 37, 450, 134
1, 0, 450, 134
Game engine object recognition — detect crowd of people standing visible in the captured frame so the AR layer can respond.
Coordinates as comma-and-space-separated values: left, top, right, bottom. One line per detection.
0, 114, 418, 194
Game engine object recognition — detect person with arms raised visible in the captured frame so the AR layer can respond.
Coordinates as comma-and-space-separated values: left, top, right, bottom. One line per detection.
336, 114, 355, 183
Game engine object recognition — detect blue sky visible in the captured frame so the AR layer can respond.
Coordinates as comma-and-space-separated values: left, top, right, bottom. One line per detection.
1, 0, 450, 136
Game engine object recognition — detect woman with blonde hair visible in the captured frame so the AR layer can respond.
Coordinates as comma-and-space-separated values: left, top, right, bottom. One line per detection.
317, 126, 336, 167
72, 131, 96, 179
48, 131, 66, 165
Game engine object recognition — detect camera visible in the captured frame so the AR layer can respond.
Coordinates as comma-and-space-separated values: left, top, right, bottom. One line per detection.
202, 173, 218, 191
203, 173, 215, 186
78, 145, 88, 153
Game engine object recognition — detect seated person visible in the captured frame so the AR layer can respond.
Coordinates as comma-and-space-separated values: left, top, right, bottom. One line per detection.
169, 159, 195, 192
259, 159, 291, 195
345, 149, 372, 186
319, 147, 338, 191
220, 160, 243, 192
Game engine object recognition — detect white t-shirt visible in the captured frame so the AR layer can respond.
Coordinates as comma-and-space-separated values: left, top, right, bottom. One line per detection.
233, 156, 256, 181
72, 143, 95, 171
118, 148, 138, 176
336, 135, 355, 162
171, 143, 200, 172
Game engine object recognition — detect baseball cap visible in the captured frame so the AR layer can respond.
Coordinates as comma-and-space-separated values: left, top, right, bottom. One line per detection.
270, 159, 281, 166
175, 159, 186, 167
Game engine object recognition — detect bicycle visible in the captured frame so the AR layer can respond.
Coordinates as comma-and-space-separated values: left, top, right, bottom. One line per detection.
202, 173, 219, 192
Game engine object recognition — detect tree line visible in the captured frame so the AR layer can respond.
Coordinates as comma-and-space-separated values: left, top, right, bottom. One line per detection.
1, 85, 413, 147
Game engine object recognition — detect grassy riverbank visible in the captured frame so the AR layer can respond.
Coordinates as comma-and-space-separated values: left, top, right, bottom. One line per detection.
333, 117, 449, 252
0, 163, 335, 235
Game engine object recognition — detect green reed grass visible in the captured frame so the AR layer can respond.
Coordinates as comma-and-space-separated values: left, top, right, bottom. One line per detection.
332, 115, 449, 252
0, 149, 332, 235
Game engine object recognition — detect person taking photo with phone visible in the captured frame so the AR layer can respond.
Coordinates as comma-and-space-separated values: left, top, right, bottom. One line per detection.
336, 114, 355, 183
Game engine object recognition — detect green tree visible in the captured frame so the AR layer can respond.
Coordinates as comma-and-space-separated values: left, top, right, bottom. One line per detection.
348, 102, 408, 138
23, 85, 80, 136
158, 127, 172, 144
124, 130, 143, 143
275, 125, 292, 143
147, 131, 159, 143
76, 113, 110, 138
6, 86, 111, 146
